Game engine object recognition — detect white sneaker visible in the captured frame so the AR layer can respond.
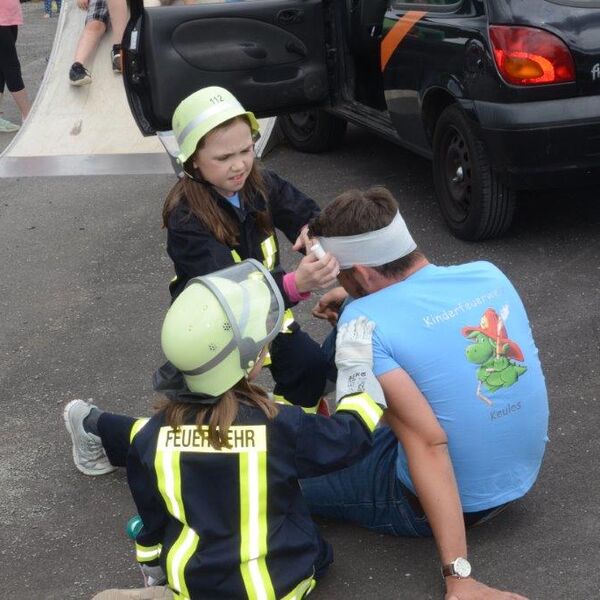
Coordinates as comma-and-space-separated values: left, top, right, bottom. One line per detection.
63, 399, 117, 476
0, 117, 19, 133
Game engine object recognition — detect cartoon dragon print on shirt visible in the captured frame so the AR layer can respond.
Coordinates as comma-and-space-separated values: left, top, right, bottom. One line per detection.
461, 306, 527, 406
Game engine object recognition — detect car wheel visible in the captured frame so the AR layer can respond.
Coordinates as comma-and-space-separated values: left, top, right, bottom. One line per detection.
279, 109, 347, 153
432, 104, 516, 241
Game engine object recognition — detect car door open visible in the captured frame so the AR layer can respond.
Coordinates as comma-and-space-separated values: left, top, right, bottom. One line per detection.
124, 0, 332, 135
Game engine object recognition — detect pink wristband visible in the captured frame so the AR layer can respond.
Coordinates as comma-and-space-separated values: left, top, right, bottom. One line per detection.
283, 272, 311, 303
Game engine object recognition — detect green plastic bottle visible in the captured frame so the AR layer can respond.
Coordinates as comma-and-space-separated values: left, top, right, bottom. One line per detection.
126, 515, 143, 540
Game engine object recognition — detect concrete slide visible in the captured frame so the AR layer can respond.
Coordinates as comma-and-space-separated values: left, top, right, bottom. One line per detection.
0, 0, 277, 178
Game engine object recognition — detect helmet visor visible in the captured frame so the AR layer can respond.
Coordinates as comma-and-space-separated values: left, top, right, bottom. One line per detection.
186, 259, 284, 373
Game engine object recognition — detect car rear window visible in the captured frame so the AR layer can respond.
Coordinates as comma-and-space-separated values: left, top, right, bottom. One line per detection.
545, 0, 600, 6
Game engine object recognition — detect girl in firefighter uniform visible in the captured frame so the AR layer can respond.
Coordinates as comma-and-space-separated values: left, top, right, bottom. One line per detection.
120, 261, 384, 599
159, 86, 340, 411
63, 88, 339, 484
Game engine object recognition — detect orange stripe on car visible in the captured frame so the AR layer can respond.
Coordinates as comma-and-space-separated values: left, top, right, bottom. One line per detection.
380, 11, 428, 72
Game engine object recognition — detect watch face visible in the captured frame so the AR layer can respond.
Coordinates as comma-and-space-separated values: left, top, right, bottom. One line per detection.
454, 557, 472, 578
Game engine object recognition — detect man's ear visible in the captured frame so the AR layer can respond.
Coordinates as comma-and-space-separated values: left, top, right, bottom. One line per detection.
352, 264, 379, 293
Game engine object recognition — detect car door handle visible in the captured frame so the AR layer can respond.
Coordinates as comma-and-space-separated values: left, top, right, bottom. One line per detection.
240, 42, 267, 60
276, 9, 304, 25
285, 40, 307, 58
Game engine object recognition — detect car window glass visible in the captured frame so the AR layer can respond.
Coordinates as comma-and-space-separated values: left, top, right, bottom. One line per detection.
145, 0, 261, 5
392, 0, 462, 9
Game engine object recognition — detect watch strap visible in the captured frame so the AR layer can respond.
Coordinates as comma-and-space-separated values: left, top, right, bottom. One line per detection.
442, 564, 456, 578
441, 557, 471, 579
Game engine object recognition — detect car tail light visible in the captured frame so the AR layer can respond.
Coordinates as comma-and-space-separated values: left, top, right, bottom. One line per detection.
489, 25, 575, 85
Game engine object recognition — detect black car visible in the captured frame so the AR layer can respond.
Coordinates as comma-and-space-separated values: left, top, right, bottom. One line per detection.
123, 0, 600, 240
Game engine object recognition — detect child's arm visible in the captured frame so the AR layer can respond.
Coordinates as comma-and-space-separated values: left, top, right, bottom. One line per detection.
126, 445, 169, 569
293, 392, 383, 478
167, 212, 237, 279
263, 170, 321, 244
294, 316, 386, 477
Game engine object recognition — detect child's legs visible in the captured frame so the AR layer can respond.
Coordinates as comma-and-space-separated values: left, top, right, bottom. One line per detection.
301, 426, 432, 538
75, 0, 109, 64
313, 525, 333, 581
74, 20, 107, 65
97, 412, 139, 467
269, 326, 328, 410
106, 0, 128, 45
43, 0, 53, 14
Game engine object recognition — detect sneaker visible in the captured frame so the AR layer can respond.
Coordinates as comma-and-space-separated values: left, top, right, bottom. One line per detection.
63, 399, 117, 476
111, 44, 122, 73
69, 62, 92, 86
0, 117, 20, 133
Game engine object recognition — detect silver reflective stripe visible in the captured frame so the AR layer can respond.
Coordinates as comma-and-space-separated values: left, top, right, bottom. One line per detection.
177, 101, 242, 147
182, 337, 237, 377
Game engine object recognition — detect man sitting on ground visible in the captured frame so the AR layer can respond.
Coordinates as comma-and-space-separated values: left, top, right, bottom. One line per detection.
303, 186, 548, 600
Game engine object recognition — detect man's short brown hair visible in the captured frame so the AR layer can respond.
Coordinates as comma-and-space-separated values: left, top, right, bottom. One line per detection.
309, 186, 424, 278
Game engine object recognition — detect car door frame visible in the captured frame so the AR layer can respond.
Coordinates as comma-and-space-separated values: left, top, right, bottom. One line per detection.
123, 0, 336, 135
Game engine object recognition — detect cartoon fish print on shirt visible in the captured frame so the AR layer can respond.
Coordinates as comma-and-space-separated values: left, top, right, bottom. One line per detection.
461, 305, 527, 406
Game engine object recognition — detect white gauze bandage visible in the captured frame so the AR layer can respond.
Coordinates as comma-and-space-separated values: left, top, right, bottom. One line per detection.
318, 211, 416, 269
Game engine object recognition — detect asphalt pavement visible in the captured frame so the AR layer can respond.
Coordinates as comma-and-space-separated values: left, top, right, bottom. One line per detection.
2, 5, 600, 599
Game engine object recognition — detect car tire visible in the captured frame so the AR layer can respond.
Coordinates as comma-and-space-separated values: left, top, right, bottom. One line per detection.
432, 104, 516, 241
279, 109, 347, 153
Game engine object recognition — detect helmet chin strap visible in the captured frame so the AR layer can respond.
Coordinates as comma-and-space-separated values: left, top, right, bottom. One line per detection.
183, 166, 212, 186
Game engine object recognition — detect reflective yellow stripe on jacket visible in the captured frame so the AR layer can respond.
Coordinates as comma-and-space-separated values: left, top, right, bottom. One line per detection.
281, 574, 316, 600
130, 418, 150, 443
135, 542, 161, 563
155, 427, 200, 599
238, 427, 275, 600
261, 235, 277, 270
131, 418, 163, 564
272, 394, 319, 415
156, 425, 275, 600
171, 576, 315, 600
337, 392, 383, 432
280, 308, 295, 334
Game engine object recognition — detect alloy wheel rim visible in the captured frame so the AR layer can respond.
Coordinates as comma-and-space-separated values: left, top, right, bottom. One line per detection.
443, 126, 472, 222
286, 111, 317, 141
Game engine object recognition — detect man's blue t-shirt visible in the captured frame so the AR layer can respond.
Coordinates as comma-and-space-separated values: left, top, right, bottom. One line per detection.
339, 261, 549, 511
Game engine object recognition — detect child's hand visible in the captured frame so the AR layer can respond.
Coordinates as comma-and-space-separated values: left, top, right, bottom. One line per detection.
77, 0, 89, 9
295, 250, 340, 293
292, 225, 310, 252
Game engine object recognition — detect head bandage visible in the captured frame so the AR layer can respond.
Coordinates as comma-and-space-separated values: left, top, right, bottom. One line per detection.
318, 211, 416, 269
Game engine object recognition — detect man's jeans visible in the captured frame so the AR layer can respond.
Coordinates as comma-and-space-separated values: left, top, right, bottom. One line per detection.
301, 426, 434, 538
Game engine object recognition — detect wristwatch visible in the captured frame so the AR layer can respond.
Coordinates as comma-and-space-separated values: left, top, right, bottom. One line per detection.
442, 557, 472, 579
